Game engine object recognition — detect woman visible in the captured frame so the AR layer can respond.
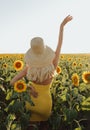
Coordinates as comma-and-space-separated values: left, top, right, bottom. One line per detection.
10, 15, 73, 130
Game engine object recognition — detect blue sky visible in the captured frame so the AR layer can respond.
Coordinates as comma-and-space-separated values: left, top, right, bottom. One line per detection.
0, 0, 90, 53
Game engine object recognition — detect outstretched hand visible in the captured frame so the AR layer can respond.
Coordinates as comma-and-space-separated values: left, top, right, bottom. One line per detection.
61, 15, 73, 27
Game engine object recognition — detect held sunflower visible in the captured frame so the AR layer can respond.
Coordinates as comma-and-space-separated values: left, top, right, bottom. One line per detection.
14, 80, 27, 93
13, 60, 24, 71
82, 71, 90, 84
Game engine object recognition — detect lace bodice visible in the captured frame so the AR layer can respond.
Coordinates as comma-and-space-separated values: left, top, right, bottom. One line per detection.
26, 63, 55, 83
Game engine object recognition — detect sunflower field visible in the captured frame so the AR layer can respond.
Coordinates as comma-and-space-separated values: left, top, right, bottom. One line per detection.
0, 54, 90, 130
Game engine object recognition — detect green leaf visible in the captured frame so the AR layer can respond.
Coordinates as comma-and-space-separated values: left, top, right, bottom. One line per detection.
11, 123, 21, 130
5, 100, 15, 112
61, 94, 66, 102
79, 83, 87, 92
74, 127, 82, 130
0, 84, 6, 93
49, 114, 61, 130
72, 88, 78, 97
11, 91, 19, 99
6, 114, 16, 130
11, 100, 24, 113
22, 92, 34, 106
6, 89, 13, 100
81, 97, 90, 110
20, 112, 31, 130
66, 93, 71, 101
64, 108, 78, 123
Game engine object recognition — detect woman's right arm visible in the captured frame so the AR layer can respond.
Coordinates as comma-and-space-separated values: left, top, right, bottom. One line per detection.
10, 65, 28, 85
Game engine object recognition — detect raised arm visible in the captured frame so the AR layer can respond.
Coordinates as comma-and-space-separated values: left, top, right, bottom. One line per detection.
10, 65, 28, 85
53, 15, 73, 68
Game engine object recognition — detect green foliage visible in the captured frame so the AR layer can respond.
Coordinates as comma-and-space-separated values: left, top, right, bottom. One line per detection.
48, 54, 90, 130
0, 77, 32, 130
0, 55, 34, 130
0, 54, 90, 130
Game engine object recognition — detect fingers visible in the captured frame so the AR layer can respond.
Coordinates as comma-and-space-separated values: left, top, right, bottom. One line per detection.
30, 90, 38, 98
28, 85, 38, 98
66, 15, 73, 21
68, 15, 73, 20
61, 15, 73, 26
67, 14, 73, 18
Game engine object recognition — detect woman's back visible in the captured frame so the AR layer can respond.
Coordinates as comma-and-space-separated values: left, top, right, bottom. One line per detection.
24, 37, 55, 85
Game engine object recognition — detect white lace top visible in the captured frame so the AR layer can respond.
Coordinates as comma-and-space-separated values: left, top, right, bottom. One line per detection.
26, 63, 55, 83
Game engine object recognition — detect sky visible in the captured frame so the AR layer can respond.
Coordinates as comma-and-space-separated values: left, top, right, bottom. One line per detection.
0, 0, 90, 54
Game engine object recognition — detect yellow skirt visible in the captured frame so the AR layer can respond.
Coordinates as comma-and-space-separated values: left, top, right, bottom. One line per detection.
26, 82, 52, 121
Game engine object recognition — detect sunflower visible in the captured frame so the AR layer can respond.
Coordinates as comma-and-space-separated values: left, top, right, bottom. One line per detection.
13, 60, 24, 71
71, 73, 79, 87
60, 55, 64, 59
82, 71, 90, 84
6, 56, 9, 58
19, 54, 24, 59
3, 63, 8, 68
0, 57, 3, 60
68, 58, 72, 61
85, 63, 89, 67
79, 63, 82, 67
72, 62, 77, 67
14, 80, 27, 93
78, 58, 81, 61
56, 66, 61, 74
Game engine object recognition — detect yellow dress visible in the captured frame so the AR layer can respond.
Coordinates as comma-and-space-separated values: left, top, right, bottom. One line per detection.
26, 82, 52, 121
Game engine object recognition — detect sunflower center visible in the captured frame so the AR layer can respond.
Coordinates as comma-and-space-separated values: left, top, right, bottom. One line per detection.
74, 63, 76, 66
17, 83, 24, 90
3, 64, 7, 67
74, 78, 78, 83
85, 74, 90, 81
16, 62, 21, 68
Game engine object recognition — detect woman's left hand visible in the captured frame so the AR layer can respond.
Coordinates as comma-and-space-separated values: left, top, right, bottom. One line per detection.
61, 15, 73, 27
28, 85, 38, 98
